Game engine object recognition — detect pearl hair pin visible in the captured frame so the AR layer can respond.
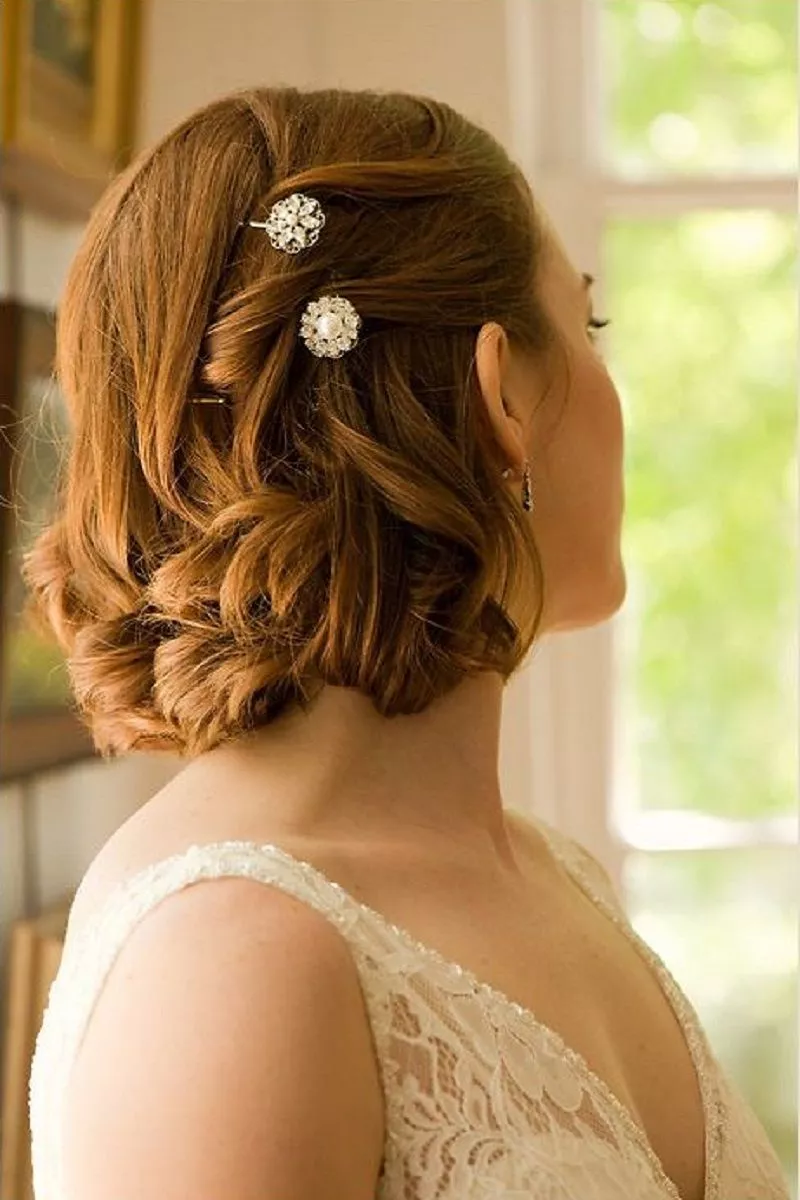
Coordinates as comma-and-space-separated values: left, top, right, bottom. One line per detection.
239, 190, 361, 360
192, 190, 534, 510
299, 294, 361, 358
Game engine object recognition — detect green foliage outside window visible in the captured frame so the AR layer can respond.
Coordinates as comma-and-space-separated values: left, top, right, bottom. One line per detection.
606, 208, 796, 1192
606, 211, 796, 819
604, 0, 797, 173
603, 7, 796, 1187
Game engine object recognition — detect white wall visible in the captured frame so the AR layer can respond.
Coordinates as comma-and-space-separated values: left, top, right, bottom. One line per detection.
0, 754, 178, 944
138, 0, 510, 146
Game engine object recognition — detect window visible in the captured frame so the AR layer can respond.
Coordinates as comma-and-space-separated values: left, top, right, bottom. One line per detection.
508, 1, 797, 1188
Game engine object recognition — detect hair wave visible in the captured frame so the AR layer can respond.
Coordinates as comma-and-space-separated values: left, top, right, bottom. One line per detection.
21, 86, 554, 758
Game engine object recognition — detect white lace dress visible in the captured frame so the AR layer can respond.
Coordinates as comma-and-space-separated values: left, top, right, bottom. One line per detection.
29, 816, 790, 1200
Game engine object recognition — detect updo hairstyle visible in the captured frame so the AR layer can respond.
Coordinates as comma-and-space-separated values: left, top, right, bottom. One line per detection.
21, 86, 556, 758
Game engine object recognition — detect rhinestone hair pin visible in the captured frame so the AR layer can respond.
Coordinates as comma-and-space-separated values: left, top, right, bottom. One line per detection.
192, 191, 359, 402
300, 294, 361, 358
245, 191, 326, 255
243, 190, 361, 361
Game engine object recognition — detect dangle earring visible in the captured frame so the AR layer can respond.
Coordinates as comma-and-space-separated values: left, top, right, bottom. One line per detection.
521, 461, 533, 512
501, 462, 534, 513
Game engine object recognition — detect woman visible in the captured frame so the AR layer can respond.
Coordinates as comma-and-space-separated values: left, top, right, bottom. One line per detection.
26, 86, 788, 1200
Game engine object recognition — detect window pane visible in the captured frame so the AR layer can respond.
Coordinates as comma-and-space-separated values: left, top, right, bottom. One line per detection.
603, 0, 797, 175
606, 212, 796, 818
624, 848, 797, 1192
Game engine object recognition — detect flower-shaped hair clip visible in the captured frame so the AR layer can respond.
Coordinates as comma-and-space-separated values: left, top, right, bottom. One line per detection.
300, 295, 361, 358
244, 191, 326, 254
234, 190, 362, 362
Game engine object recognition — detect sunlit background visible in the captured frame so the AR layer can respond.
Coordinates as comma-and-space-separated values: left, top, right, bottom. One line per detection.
0, 0, 796, 1194
603, 0, 797, 1185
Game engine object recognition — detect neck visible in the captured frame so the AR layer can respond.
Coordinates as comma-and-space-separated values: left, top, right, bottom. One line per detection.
192, 671, 518, 866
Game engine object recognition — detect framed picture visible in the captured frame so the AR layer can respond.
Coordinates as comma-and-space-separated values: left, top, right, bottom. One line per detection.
0, 300, 95, 780
0, 896, 71, 1200
0, 0, 141, 220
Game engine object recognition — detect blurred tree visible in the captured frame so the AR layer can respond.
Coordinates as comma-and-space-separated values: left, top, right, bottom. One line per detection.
606, 211, 795, 819
604, 0, 797, 173
603, 9, 796, 1187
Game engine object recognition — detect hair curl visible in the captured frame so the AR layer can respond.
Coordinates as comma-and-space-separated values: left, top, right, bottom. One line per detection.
21, 85, 556, 758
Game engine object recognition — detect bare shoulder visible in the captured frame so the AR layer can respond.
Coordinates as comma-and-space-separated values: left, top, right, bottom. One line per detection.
65, 767, 272, 945
61, 763, 346, 970
64, 804, 168, 948
62, 831, 385, 1200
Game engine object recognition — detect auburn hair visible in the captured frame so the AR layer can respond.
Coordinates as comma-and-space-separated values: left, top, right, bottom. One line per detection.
21, 85, 556, 759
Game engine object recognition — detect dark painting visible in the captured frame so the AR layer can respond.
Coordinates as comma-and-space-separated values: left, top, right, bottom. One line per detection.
1, 0, 139, 221
31, 0, 100, 88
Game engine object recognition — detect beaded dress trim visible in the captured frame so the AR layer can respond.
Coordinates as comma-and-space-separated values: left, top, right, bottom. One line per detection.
28, 816, 789, 1200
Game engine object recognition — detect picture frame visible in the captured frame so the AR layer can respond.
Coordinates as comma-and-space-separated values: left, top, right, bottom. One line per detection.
0, 299, 96, 780
0, 896, 72, 1200
0, 0, 141, 221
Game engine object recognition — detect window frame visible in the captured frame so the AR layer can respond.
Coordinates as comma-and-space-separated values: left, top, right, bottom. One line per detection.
503, 0, 797, 897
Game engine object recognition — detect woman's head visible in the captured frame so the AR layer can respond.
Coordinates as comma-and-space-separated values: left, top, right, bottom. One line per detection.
22, 85, 624, 759
475, 219, 627, 636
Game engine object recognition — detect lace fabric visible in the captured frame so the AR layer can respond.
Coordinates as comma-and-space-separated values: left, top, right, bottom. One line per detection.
28, 817, 790, 1200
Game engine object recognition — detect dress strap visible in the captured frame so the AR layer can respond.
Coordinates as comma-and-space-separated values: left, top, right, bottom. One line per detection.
29, 840, 379, 1200
529, 815, 628, 920
63, 839, 374, 1051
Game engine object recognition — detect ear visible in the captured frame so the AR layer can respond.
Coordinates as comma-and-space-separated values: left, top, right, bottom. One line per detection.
474, 322, 527, 471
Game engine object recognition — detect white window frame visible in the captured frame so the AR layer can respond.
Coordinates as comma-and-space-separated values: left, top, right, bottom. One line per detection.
502, 0, 797, 899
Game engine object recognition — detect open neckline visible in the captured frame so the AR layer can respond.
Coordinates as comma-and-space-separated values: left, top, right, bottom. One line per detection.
74, 818, 720, 1200
192, 820, 720, 1200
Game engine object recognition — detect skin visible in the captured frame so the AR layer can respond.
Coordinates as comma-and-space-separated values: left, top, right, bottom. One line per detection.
186, 224, 627, 876
482, 223, 627, 635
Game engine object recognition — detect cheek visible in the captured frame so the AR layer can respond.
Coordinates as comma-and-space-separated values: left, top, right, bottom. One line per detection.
533, 353, 624, 526
577, 354, 624, 458
547, 353, 623, 466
